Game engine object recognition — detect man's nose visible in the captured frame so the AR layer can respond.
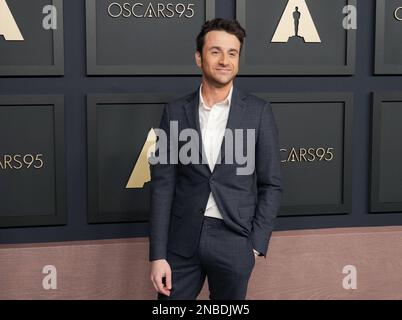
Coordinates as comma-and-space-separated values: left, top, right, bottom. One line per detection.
219, 53, 229, 65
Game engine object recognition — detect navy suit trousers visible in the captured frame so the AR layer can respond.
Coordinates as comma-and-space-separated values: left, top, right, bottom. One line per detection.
158, 216, 256, 300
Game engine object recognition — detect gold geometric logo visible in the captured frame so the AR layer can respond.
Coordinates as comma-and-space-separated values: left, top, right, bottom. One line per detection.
126, 128, 156, 189
0, 0, 24, 41
271, 0, 321, 43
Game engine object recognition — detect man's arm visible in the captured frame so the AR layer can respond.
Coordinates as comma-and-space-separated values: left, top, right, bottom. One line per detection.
149, 105, 177, 296
251, 102, 283, 258
149, 104, 177, 261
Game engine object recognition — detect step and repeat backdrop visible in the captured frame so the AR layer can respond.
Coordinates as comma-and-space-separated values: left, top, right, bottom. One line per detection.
0, 0, 401, 243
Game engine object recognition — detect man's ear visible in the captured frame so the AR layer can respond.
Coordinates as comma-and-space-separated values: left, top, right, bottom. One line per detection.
195, 51, 202, 68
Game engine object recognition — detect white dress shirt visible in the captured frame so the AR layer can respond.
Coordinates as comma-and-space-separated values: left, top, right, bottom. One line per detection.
199, 85, 233, 219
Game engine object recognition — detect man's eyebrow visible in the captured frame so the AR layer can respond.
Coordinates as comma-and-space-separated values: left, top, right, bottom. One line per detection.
208, 47, 239, 53
209, 46, 222, 51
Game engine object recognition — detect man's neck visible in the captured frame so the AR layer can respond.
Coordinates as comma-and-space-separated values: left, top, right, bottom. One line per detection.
200, 81, 233, 108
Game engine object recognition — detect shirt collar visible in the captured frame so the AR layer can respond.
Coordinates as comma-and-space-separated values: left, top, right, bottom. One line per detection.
199, 84, 233, 110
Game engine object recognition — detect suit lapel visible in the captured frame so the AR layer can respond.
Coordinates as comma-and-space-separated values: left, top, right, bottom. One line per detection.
183, 86, 247, 175
183, 90, 211, 174
214, 87, 247, 173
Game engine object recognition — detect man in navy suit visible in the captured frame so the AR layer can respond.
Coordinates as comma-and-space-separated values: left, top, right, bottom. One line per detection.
149, 18, 283, 300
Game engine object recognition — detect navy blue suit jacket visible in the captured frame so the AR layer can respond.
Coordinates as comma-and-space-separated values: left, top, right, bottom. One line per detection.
149, 87, 283, 261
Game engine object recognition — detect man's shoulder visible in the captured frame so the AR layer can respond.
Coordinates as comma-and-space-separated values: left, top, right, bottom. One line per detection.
164, 88, 270, 112
239, 90, 270, 111
242, 93, 269, 107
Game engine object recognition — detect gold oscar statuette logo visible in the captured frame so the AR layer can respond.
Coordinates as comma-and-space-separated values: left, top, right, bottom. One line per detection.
126, 128, 156, 189
271, 0, 321, 43
0, 0, 24, 40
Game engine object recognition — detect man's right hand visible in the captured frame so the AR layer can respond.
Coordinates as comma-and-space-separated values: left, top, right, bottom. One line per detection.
150, 259, 172, 297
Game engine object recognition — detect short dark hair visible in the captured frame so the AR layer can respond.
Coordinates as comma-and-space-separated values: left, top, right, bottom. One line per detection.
196, 18, 246, 54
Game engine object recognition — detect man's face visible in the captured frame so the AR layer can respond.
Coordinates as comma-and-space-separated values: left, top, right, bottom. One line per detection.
195, 30, 241, 87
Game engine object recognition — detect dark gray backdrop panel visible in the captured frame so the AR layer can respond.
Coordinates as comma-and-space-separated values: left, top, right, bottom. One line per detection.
371, 92, 402, 212
87, 93, 181, 223
236, 0, 356, 75
0, 95, 66, 227
86, 0, 215, 75
0, 0, 64, 76
375, 0, 402, 74
255, 92, 353, 216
